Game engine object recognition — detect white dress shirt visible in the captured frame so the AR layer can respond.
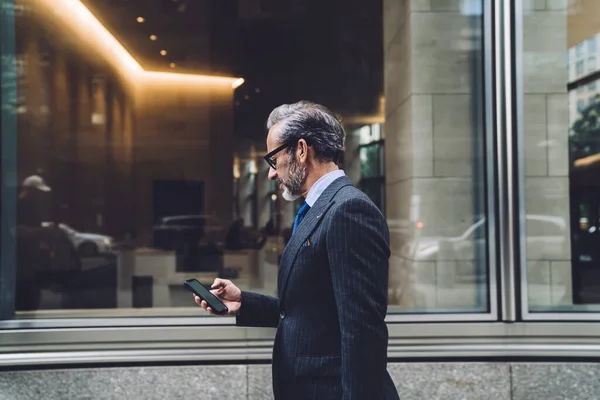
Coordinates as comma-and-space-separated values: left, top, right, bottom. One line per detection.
304, 169, 346, 207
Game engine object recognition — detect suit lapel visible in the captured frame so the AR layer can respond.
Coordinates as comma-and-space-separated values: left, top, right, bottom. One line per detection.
277, 176, 353, 301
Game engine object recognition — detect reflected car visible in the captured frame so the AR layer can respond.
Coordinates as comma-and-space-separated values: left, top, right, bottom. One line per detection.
152, 215, 226, 250
387, 214, 567, 287
51, 223, 114, 257
412, 214, 567, 263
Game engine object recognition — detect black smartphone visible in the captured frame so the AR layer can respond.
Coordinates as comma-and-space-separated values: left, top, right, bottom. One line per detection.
184, 278, 229, 315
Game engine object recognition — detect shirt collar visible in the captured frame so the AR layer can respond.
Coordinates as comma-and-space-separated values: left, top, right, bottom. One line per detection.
305, 169, 346, 207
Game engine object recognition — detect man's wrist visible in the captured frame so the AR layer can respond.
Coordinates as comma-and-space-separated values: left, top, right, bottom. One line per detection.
234, 292, 243, 316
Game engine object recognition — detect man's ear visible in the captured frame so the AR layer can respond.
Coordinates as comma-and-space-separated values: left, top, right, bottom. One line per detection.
297, 138, 308, 162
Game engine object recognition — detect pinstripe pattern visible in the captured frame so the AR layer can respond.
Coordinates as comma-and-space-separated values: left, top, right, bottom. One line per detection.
237, 176, 400, 400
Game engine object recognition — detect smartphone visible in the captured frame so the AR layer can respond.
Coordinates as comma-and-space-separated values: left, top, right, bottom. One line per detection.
184, 278, 229, 315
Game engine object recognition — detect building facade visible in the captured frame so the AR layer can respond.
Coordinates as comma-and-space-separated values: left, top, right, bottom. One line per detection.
2, 0, 600, 398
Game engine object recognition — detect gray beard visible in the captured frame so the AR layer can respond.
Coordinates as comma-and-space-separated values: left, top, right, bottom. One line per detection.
279, 157, 306, 202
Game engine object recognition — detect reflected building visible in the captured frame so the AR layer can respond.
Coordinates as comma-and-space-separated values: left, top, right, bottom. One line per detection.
14, 0, 241, 244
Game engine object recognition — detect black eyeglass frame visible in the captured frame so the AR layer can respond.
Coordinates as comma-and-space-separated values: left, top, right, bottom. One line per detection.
263, 138, 303, 170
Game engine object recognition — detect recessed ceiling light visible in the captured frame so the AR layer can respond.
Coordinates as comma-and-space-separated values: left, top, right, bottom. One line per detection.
150, 35, 157, 41
160, 50, 167, 56
255, 88, 260, 93
136, 16, 145, 23
169, 63, 176, 68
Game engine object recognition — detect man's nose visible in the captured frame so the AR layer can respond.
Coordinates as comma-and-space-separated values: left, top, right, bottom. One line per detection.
268, 167, 277, 180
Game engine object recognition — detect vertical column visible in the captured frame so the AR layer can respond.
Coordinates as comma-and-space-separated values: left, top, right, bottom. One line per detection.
19, 30, 49, 177
49, 48, 70, 198
256, 159, 271, 229
343, 125, 361, 185
105, 87, 122, 237
121, 98, 135, 238
75, 69, 93, 229
207, 88, 234, 225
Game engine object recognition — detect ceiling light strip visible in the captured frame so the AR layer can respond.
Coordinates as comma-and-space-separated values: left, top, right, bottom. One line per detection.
37, 0, 244, 89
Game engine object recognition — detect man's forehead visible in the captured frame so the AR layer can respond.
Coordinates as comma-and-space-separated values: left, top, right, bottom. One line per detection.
266, 124, 284, 147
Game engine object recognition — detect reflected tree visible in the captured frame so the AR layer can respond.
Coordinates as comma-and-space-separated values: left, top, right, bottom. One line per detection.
571, 94, 600, 162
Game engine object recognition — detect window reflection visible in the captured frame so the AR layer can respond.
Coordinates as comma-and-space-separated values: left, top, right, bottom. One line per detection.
524, 0, 600, 312
1, 0, 489, 318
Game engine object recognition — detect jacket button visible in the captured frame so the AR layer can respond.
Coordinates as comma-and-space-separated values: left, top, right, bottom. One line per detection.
280, 311, 286, 319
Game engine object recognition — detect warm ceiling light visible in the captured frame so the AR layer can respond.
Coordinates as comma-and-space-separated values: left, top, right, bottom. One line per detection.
574, 152, 600, 168
231, 78, 245, 89
255, 88, 260, 93
149, 34, 157, 41
169, 63, 176, 68
160, 50, 167, 56
142, 72, 243, 88
36, 0, 243, 89
136, 16, 144, 23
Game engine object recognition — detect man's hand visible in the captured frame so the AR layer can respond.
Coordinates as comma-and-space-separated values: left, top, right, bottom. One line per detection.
194, 278, 242, 316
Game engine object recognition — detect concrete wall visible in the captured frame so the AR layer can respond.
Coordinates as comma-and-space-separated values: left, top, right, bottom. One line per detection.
2, 362, 599, 399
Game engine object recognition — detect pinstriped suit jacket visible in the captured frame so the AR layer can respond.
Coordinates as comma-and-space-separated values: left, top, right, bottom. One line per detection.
236, 176, 400, 400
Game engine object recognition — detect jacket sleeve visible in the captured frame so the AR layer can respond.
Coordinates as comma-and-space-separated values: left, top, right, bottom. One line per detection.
235, 291, 280, 328
326, 197, 391, 399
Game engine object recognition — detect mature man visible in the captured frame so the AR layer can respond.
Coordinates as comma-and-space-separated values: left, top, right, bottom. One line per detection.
196, 101, 399, 399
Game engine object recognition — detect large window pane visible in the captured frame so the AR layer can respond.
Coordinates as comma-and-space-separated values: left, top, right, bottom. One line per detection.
0, 0, 489, 320
522, 0, 600, 313
382, 0, 489, 313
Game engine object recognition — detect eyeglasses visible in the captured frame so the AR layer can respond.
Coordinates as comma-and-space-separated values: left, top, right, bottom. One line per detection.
263, 141, 292, 170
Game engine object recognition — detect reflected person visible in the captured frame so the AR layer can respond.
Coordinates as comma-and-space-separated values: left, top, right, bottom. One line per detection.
16, 174, 52, 311
196, 101, 399, 399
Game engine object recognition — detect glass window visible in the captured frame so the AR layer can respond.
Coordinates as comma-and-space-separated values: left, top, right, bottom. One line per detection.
588, 56, 597, 73
576, 42, 585, 58
588, 36, 597, 55
0, 0, 489, 322
576, 60, 585, 75
359, 144, 381, 178
521, 1, 600, 315
358, 142, 385, 211
358, 123, 382, 145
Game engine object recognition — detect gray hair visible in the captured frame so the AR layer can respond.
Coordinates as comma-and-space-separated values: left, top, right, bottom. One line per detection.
266, 101, 345, 164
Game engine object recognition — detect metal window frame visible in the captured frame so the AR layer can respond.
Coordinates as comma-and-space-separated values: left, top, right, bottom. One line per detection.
494, 0, 518, 322
4, 322, 600, 367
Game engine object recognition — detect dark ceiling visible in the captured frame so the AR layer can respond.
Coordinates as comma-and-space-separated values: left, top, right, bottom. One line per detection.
82, 0, 237, 74
82, 0, 384, 142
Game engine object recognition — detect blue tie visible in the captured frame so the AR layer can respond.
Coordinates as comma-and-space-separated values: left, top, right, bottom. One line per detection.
292, 202, 310, 234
